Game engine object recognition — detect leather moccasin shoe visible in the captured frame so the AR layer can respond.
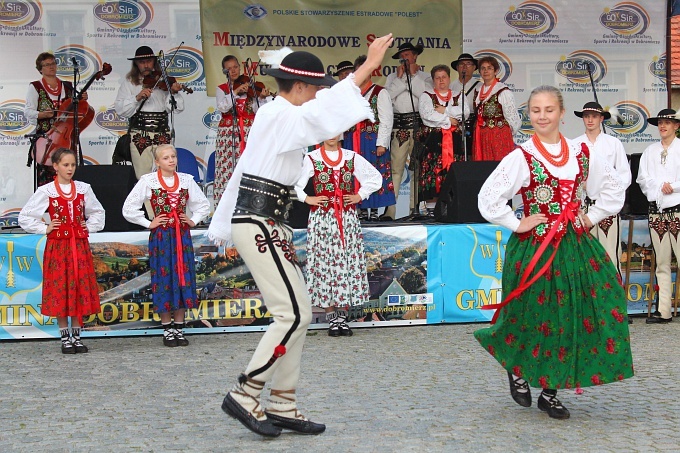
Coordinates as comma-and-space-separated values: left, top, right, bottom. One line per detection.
222, 394, 281, 437
265, 412, 326, 435
646, 316, 672, 324
507, 372, 531, 407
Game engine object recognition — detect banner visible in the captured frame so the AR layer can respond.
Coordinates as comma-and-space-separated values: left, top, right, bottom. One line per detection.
0, 222, 653, 340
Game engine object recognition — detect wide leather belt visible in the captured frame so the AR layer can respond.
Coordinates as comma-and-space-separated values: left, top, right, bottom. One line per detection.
394, 112, 421, 129
649, 202, 680, 215
130, 111, 169, 132
235, 173, 292, 222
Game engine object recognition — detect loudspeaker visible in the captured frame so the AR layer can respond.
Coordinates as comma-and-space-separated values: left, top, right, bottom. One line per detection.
75, 165, 142, 232
622, 153, 647, 216
434, 161, 500, 223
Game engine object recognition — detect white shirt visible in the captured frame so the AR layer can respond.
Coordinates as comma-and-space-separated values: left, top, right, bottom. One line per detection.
364, 85, 393, 148
418, 90, 470, 129
24, 81, 69, 126
385, 70, 432, 114
294, 148, 383, 202
114, 77, 184, 118
474, 81, 521, 134
19, 181, 105, 234
216, 84, 271, 115
575, 132, 631, 202
207, 74, 376, 245
450, 78, 480, 114
122, 172, 210, 229
637, 137, 680, 210
478, 138, 625, 232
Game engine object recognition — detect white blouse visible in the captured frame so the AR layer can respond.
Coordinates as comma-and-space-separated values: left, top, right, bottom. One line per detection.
122, 172, 210, 229
207, 74, 376, 245
474, 81, 521, 134
418, 90, 470, 129
637, 137, 680, 210
215, 84, 271, 115
294, 148, 382, 202
19, 181, 105, 234
478, 138, 625, 232
114, 77, 185, 119
385, 70, 433, 114
574, 132, 632, 202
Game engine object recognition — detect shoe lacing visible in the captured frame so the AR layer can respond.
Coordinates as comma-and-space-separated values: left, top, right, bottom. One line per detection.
511, 375, 529, 393
541, 393, 564, 408
232, 382, 266, 419
268, 389, 307, 420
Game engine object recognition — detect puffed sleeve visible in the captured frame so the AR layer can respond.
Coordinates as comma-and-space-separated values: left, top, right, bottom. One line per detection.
353, 152, 382, 200
294, 155, 315, 202
376, 89, 393, 148
216, 86, 234, 113
18, 188, 49, 235
122, 178, 152, 229
584, 153, 625, 224
114, 79, 142, 119
499, 89, 521, 134
419, 93, 450, 129
187, 178, 210, 225
84, 186, 105, 233
478, 148, 528, 232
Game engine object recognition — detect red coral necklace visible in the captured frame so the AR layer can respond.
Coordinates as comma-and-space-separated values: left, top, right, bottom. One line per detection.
54, 177, 76, 201
532, 134, 569, 167
320, 144, 342, 167
157, 169, 179, 192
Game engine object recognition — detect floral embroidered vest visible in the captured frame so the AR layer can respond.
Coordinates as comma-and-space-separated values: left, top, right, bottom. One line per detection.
476, 87, 509, 129
347, 85, 384, 134
310, 155, 355, 213
46, 191, 89, 240
517, 145, 589, 243
31, 80, 73, 134
150, 188, 190, 230
422, 91, 462, 133
218, 82, 256, 128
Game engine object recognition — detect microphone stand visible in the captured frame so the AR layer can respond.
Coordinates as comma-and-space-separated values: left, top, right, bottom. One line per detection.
71, 60, 84, 166
158, 47, 180, 144
460, 70, 468, 162
25, 132, 45, 191
403, 60, 424, 220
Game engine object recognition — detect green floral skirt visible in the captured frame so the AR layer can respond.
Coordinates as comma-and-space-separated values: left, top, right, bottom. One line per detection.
474, 226, 634, 389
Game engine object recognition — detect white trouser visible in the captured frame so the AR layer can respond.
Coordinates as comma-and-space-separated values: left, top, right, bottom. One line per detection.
385, 131, 415, 218
590, 214, 621, 275
648, 211, 680, 319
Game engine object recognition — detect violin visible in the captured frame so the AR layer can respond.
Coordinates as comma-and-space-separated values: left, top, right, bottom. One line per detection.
231, 75, 272, 98
142, 70, 193, 94
35, 62, 112, 166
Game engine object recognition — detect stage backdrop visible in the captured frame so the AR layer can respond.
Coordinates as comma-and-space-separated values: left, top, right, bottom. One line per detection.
0, 222, 656, 341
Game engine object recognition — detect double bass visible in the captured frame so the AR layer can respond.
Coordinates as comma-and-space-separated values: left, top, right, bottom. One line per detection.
35, 62, 112, 165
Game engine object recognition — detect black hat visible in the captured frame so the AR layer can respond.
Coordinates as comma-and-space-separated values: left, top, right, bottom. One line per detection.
648, 108, 680, 127
128, 45, 157, 61
263, 51, 337, 86
574, 101, 611, 120
333, 61, 354, 77
391, 42, 424, 60
451, 53, 478, 71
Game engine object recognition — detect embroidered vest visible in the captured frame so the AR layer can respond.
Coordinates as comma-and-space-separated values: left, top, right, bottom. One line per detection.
517, 146, 589, 243
218, 82, 256, 128
310, 155, 355, 213
476, 87, 509, 129
46, 191, 89, 240
150, 188, 190, 230
31, 80, 73, 134
347, 85, 384, 134
421, 91, 462, 133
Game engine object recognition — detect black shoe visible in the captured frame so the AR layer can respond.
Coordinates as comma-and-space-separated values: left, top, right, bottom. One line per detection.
174, 330, 189, 346
507, 372, 531, 407
61, 341, 76, 355
163, 335, 178, 347
338, 320, 353, 337
222, 394, 281, 437
265, 412, 326, 435
378, 215, 394, 222
646, 316, 672, 324
72, 339, 89, 353
328, 322, 340, 337
538, 392, 570, 419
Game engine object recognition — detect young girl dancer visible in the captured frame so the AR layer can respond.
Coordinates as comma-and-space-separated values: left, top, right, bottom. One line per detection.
475, 86, 633, 419
123, 144, 210, 347
19, 147, 105, 354
295, 135, 382, 336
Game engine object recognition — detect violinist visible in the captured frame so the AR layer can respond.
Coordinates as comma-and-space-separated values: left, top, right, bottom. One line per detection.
25, 52, 87, 187
114, 46, 184, 181
213, 55, 272, 205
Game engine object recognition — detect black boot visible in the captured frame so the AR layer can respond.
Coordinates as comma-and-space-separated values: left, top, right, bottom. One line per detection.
538, 389, 570, 419
507, 372, 531, 407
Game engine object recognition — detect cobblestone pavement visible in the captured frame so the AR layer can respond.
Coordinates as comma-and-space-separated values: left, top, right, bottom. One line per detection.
1, 318, 678, 452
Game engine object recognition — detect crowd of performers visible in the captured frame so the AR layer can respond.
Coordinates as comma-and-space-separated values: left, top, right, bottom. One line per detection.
16, 37, 680, 436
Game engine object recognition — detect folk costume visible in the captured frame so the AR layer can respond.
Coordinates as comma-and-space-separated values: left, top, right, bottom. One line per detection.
208, 49, 375, 437
342, 82, 395, 216
114, 46, 184, 181
472, 80, 521, 161
450, 53, 481, 158
636, 109, 680, 323
417, 89, 469, 204
213, 82, 271, 205
123, 171, 209, 315
575, 103, 631, 273
475, 137, 633, 415
383, 42, 433, 219
24, 79, 74, 186
19, 179, 105, 349
294, 147, 381, 335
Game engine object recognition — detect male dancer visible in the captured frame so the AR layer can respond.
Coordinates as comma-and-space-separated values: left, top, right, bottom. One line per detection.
208, 34, 394, 437
574, 102, 631, 272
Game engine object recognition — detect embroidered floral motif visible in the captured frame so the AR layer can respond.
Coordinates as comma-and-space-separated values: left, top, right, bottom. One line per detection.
255, 228, 298, 266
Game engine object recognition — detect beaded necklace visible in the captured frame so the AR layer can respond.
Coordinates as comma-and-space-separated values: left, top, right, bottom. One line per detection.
157, 169, 179, 192
532, 134, 569, 167
54, 177, 76, 201
479, 78, 498, 102
320, 144, 342, 167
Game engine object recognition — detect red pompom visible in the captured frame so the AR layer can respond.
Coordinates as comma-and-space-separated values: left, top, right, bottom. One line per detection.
274, 344, 286, 358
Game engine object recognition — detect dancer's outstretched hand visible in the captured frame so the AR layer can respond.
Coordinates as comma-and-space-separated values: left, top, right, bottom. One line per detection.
353, 33, 394, 87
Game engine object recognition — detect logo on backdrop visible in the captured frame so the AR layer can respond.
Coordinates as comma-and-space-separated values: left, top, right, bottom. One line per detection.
202, 107, 221, 131
517, 102, 534, 136
472, 50, 512, 83
504, 1, 557, 35
54, 45, 103, 82
93, 0, 154, 30
555, 51, 607, 85
648, 53, 666, 82
244, 4, 267, 20
0, 0, 43, 28
0, 234, 44, 299
0, 100, 31, 137
468, 226, 505, 285
606, 101, 649, 136
599, 2, 649, 36
165, 47, 205, 85
0, 209, 21, 229
94, 107, 128, 135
